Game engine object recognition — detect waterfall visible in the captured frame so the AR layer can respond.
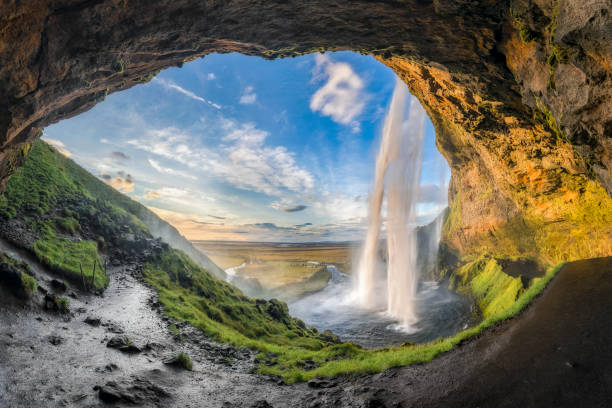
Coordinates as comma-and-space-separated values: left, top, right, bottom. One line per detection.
356, 79, 426, 327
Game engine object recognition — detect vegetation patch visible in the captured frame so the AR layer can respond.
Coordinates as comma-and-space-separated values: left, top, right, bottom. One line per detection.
33, 231, 108, 290
147, 242, 564, 383
176, 352, 193, 371
20, 272, 38, 297
0, 251, 38, 299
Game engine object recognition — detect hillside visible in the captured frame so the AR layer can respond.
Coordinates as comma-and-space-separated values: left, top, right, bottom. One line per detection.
0, 141, 335, 347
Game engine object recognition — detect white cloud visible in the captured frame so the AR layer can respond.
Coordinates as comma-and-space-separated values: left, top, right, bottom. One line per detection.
42, 137, 71, 157
143, 191, 162, 200
100, 172, 134, 193
239, 86, 257, 104
310, 54, 367, 132
154, 78, 221, 109
148, 158, 197, 180
127, 120, 314, 196
207, 73, 216, 80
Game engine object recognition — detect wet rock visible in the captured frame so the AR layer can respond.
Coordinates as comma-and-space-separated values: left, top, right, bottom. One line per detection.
308, 379, 336, 389
84, 316, 101, 326
102, 322, 124, 334
106, 336, 141, 353
251, 401, 273, 408
48, 335, 63, 345
50, 279, 67, 292
94, 378, 170, 404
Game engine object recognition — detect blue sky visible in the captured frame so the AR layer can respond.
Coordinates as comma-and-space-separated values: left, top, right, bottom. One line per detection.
43, 52, 449, 242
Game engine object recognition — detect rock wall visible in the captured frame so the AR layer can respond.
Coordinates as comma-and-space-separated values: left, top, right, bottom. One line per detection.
1, 0, 610, 263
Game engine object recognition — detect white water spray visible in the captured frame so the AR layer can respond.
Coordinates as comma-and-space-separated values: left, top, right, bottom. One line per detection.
356, 80, 426, 327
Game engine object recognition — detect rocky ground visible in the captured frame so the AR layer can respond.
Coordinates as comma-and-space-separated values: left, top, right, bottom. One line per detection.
0, 238, 314, 407
1, 232, 611, 407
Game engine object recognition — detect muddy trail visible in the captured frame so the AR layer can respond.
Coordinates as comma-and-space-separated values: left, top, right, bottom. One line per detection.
0, 238, 312, 407
1, 238, 611, 407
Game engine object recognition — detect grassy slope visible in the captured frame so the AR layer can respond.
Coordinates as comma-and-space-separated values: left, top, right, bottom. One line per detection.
0, 140, 568, 382
0, 141, 116, 289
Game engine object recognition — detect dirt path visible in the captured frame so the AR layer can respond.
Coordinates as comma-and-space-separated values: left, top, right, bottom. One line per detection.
0, 238, 311, 407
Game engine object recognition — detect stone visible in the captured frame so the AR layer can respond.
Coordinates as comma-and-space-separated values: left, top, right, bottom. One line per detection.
84, 316, 101, 327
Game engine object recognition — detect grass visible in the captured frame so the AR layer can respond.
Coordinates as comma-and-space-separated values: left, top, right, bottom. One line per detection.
33, 227, 108, 290
20, 272, 38, 297
0, 140, 170, 290
55, 296, 70, 313
148, 241, 565, 382
176, 352, 193, 371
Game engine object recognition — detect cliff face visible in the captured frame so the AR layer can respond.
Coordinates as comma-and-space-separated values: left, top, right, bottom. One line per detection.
1, 0, 610, 263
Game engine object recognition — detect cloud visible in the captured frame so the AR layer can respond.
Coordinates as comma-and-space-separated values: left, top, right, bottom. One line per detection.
127, 121, 314, 196
148, 158, 197, 180
43, 137, 71, 157
310, 54, 367, 132
294, 222, 313, 228
143, 191, 162, 200
271, 202, 308, 212
207, 73, 216, 80
154, 78, 221, 109
100, 171, 134, 193
239, 86, 257, 104
111, 151, 130, 161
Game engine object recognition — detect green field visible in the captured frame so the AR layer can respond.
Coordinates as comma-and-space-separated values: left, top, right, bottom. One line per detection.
194, 241, 355, 298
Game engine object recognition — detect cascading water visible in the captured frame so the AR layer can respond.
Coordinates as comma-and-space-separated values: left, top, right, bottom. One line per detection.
356, 79, 426, 327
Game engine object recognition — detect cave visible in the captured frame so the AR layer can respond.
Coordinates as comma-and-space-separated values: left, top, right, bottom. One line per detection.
1, 1, 611, 407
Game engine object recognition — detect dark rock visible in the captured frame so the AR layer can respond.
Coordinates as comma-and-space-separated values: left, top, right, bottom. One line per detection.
251, 401, 273, 408
84, 316, 101, 326
308, 379, 335, 389
94, 378, 170, 404
48, 335, 63, 345
50, 279, 67, 292
107, 335, 141, 353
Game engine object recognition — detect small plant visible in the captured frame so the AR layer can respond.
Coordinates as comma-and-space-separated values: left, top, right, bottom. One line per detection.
20, 272, 37, 298
176, 352, 193, 371
169, 324, 180, 335
56, 296, 70, 313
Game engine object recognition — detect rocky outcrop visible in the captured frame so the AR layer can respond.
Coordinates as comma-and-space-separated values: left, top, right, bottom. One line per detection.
0, 0, 610, 263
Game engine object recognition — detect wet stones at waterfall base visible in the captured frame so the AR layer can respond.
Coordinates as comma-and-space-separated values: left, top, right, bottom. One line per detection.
94, 377, 170, 404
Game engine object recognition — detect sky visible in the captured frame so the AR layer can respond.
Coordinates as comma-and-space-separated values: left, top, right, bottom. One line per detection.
43, 52, 450, 242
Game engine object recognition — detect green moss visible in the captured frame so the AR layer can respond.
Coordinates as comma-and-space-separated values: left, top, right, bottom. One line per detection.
535, 99, 566, 144
451, 257, 526, 318
442, 190, 461, 237
519, 25, 534, 43
20, 272, 38, 297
